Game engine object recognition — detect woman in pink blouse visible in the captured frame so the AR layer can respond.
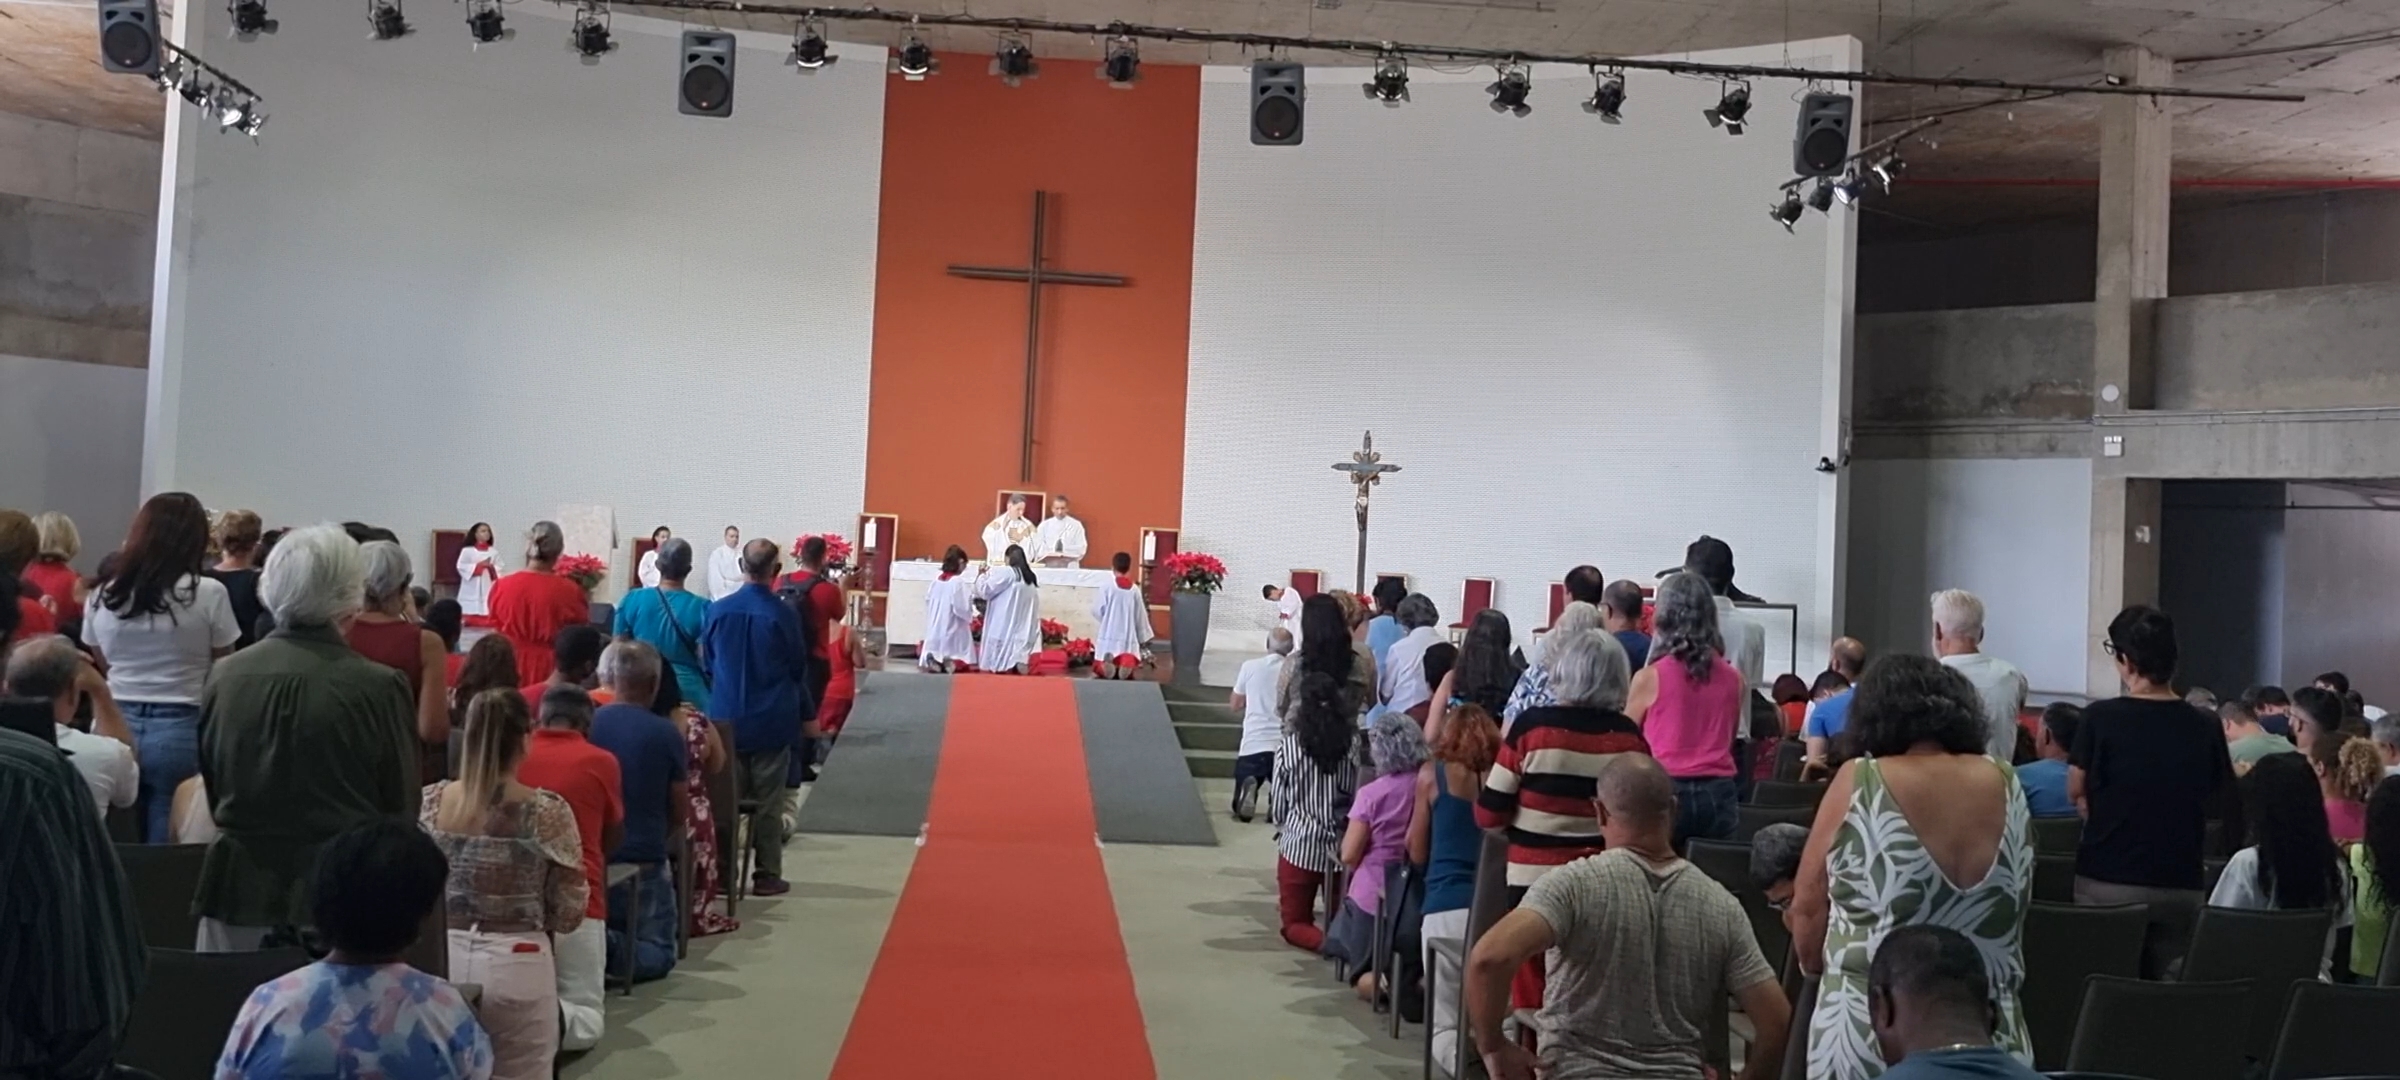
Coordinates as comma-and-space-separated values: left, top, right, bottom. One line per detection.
421, 688, 587, 1080
1626, 572, 1746, 849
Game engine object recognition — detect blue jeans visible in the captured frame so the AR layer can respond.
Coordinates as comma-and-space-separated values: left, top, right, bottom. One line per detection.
126, 701, 201, 842
606, 862, 678, 982
1672, 776, 1740, 851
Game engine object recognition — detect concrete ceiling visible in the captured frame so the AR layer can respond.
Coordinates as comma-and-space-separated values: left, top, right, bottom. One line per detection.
6, 0, 2399, 226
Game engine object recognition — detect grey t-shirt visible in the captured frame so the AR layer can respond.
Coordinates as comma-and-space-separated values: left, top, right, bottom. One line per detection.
1523, 848, 1777, 1079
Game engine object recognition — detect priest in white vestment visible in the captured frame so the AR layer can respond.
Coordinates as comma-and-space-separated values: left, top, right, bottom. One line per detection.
636, 526, 671, 589
706, 526, 745, 599
919, 546, 978, 673
1091, 552, 1147, 678
455, 522, 502, 619
976, 546, 1042, 674
1033, 495, 1089, 567
1377, 594, 1444, 718
982, 496, 1038, 566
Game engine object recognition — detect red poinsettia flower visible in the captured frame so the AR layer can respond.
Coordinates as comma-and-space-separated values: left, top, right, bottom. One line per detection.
555, 554, 608, 593
1063, 638, 1097, 667
1039, 618, 1071, 647
791, 533, 856, 568
1158, 551, 1227, 595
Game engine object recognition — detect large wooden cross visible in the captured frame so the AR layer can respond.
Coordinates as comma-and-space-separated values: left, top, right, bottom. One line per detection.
947, 191, 1129, 483
1332, 430, 1401, 594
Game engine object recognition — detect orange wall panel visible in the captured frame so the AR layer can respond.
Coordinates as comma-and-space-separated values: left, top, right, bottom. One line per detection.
862, 56, 1198, 568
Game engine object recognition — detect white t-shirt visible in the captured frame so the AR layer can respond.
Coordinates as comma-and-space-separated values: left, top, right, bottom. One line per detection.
2209, 844, 2352, 978
1234, 653, 1289, 758
1940, 650, 2030, 761
85, 575, 241, 704
58, 725, 140, 816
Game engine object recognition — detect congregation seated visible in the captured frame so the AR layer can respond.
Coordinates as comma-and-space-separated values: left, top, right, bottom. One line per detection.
2209, 753, 2353, 976
1466, 754, 1788, 1080
2221, 696, 2298, 772
198, 524, 419, 951
523, 623, 610, 712
216, 819, 492, 1079
2016, 702, 2079, 819
422, 688, 586, 1080
1325, 711, 1427, 997
4, 634, 137, 817
1750, 822, 1808, 908
513, 684, 621, 1052
591, 640, 690, 982
1867, 926, 2043, 1080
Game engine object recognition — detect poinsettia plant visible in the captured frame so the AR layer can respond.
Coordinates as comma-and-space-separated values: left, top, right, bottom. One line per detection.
1040, 618, 1070, 648
555, 553, 608, 594
1063, 638, 1096, 668
1158, 551, 1226, 594
792, 533, 855, 570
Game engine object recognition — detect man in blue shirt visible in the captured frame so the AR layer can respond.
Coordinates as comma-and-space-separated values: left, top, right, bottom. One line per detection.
2015, 703, 2079, 818
1871, 926, 2042, 1079
591, 641, 690, 979
702, 539, 809, 897
1600, 579, 1651, 671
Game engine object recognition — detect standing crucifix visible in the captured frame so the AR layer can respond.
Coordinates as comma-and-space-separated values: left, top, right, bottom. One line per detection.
947, 191, 1130, 483
1332, 431, 1401, 594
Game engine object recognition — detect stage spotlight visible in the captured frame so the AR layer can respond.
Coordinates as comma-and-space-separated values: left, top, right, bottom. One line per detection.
678, 28, 736, 116
1363, 52, 1407, 106
464, 0, 510, 45
1770, 188, 1805, 232
1806, 177, 1835, 212
788, 18, 834, 70
1704, 80, 1751, 134
1868, 154, 1902, 192
367, 0, 412, 40
211, 85, 267, 137
990, 36, 1037, 86
227, 0, 277, 40
1487, 61, 1530, 117
98, 0, 161, 75
892, 33, 938, 79
1579, 68, 1624, 123
570, 2, 613, 62
1831, 169, 1872, 206
1099, 35, 1139, 88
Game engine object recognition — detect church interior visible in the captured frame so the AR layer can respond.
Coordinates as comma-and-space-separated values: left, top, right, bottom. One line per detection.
9, 0, 2400, 1077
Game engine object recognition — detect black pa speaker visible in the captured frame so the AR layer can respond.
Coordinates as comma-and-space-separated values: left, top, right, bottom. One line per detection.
98, 0, 161, 76
1793, 93, 1853, 177
1251, 62, 1304, 146
679, 29, 736, 117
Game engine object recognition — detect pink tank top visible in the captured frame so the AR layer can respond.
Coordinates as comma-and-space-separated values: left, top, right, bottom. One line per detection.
1647, 652, 1743, 778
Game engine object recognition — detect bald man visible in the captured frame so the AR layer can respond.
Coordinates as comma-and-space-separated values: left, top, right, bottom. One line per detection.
1466, 755, 1788, 1080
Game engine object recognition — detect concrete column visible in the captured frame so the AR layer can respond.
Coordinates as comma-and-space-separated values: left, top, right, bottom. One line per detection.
2088, 46, 2169, 696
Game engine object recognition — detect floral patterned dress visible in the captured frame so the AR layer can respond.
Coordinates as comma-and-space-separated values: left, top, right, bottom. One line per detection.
1808, 754, 2034, 1080
684, 715, 739, 937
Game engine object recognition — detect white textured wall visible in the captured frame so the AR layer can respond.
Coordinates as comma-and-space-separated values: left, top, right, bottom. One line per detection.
147, 6, 884, 581
1846, 457, 2093, 696
0, 354, 146, 572
1184, 39, 1859, 670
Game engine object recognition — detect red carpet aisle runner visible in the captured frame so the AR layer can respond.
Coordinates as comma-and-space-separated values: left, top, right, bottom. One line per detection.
825, 676, 1156, 1079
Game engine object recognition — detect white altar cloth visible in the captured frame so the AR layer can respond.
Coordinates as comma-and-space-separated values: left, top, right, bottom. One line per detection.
884, 560, 1117, 649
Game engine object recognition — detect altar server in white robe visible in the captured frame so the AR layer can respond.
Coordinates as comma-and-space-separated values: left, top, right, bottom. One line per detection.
1377, 593, 1444, 718
455, 522, 502, 619
706, 525, 744, 599
1033, 495, 1089, 567
1091, 551, 1147, 679
976, 545, 1043, 675
636, 526, 671, 588
920, 546, 978, 673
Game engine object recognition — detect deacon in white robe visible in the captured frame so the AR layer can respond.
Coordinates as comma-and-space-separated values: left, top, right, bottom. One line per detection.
1033, 495, 1089, 567
976, 555, 1043, 674
1267, 584, 1307, 652
920, 562, 978, 673
706, 527, 745, 599
637, 527, 671, 589
982, 496, 1038, 566
1090, 554, 1147, 678
455, 529, 501, 618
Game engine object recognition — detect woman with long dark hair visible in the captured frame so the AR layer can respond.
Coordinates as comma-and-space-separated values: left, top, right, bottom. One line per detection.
920, 545, 976, 673
2348, 776, 2400, 980
1279, 593, 1374, 727
1449, 608, 1521, 718
85, 492, 241, 841
2212, 752, 2350, 915
975, 544, 1041, 674
1270, 671, 1362, 951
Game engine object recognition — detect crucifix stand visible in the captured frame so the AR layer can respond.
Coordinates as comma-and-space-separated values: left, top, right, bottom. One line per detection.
1331, 430, 1401, 595
948, 191, 1129, 483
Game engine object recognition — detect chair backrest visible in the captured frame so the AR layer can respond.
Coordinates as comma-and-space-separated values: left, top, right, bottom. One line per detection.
115, 842, 209, 951
1545, 582, 1566, 630
1457, 579, 1494, 624
2381, 914, 2400, 986
1463, 829, 1512, 943
2020, 901, 2150, 1071
588, 601, 615, 631
2029, 815, 2081, 856
1289, 570, 1323, 598
401, 904, 447, 978
2031, 852, 2077, 903
1731, 802, 1815, 842
2182, 905, 2336, 1061
1685, 838, 1753, 895
1780, 974, 1820, 1080
1773, 738, 1806, 782
2266, 980, 2400, 1080
1745, 780, 1827, 811
119, 946, 314, 1080
2065, 975, 2255, 1080
707, 717, 742, 823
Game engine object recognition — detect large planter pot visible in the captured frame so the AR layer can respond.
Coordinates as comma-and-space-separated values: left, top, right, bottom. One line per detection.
1170, 590, 1212, 684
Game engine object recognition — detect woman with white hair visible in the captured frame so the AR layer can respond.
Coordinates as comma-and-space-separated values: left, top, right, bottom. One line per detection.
1477, 628, 1651, 893
1500, 600, 1604, 731
1326, 710, 1430, 998
192, 523, 421, 951
487, 520, 591, 686
345, 540, 453, 774
1627, 572, 1745, 847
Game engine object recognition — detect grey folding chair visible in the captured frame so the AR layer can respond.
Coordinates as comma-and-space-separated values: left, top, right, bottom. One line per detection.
604, 862, 641, 996
2181, 905, 2336, 1062
2064, 975, 2253, 1080
2265, 980, 2400, 1080
2021, 901, 2148, 1071
119, 947, 313, 1080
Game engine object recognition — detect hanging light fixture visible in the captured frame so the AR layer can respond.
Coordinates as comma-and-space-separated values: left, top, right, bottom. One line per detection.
1580, 67, 1625, 122
990, 34, 1037, 86
569, 2, 612, 62
227, 0, 277, 40
1769, 187, 1805, 231
463, 0, 510, 45
366, 0, 411, 40
1487, 60, 1530, 117
1362, 51, 1408, 106
1704, 80, 1751, 133
788, 17, 834, 70
891, 29, 937, 79
1098, 34, 1139, 88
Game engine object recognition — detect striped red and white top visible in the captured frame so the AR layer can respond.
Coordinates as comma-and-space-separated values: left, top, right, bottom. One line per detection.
1476, 704, 1652, 888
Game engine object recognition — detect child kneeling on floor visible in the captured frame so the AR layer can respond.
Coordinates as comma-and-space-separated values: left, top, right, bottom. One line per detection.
1324, 709, 1428, 998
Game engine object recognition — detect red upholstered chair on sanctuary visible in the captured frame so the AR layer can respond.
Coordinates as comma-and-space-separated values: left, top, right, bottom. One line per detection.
1448, 578, 1495, 641
1537, 581, 1567, 633
1288, 570, 1324, 598
431, 530, 468, 592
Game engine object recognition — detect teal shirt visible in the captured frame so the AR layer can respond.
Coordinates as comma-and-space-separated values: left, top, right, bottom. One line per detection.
615, 586, 711, 714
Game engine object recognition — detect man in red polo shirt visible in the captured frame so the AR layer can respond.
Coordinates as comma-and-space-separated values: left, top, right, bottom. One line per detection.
777, 536, 843, 781
514, 685, 622, 1053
